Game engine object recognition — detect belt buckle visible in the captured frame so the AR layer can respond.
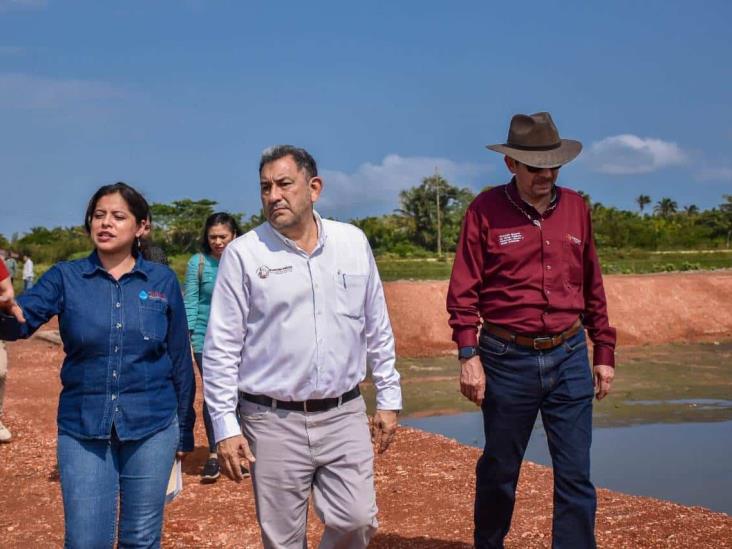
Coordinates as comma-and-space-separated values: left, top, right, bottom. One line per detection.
532, 336, 553, 350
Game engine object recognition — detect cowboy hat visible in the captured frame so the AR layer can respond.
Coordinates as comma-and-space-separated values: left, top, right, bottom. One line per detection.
486, 112, 582, 168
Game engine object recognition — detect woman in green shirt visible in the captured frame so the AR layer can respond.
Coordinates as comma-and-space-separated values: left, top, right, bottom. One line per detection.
184, 212, 241, 482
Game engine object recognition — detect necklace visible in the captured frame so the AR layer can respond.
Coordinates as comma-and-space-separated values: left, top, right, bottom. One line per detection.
504, 185, 542, 228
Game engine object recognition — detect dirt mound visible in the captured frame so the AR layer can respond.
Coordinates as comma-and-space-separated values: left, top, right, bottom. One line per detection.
384, 271, 732, 357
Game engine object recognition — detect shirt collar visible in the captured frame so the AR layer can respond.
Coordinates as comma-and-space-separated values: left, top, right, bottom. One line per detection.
81, 251, 150, 280
267, 210, 327, 254
506, 178, 561, 218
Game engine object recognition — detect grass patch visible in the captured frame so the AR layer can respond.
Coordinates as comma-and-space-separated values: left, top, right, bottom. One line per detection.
374, 250, 732, 281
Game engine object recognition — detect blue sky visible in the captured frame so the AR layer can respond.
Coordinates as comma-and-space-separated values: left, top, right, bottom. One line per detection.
0, 0, 730, 237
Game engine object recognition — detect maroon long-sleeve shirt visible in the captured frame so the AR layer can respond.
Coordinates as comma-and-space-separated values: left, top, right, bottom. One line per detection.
446, 180, 616, 366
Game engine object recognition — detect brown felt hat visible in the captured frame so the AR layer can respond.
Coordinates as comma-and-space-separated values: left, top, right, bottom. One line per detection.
486, 112, 582, 168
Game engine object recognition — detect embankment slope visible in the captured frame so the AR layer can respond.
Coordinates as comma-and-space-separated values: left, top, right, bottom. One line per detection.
384, 270, 732, 357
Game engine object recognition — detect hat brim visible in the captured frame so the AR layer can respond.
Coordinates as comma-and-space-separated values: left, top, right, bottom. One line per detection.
486, 139, 582, 168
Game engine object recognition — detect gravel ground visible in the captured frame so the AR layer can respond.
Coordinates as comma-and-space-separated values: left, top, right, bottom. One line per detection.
1, 334, 731, 548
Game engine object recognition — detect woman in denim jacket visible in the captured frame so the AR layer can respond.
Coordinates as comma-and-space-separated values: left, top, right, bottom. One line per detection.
184, 212, 241, 482
0, 182, 195, 548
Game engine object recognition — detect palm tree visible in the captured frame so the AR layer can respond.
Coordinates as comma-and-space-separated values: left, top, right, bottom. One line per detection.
683, 204, 699, 216
636, 194, 651, 213
654, 197, 678, 218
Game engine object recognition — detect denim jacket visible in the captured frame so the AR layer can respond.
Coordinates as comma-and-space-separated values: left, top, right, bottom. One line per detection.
0, 252, 195, 451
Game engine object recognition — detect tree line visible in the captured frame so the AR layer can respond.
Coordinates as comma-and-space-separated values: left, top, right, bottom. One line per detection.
2, 176, 731, 265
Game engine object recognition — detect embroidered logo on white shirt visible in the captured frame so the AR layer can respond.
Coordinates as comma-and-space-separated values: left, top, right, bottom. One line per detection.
257, 265, 293, 279
498, 232, 524, 246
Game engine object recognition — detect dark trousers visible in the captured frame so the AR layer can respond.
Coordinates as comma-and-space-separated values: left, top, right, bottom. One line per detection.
193, 352, 217, 453
475, 329, 596, 549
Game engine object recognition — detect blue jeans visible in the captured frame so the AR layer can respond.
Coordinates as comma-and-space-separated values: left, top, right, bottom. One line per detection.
57, 418, 179, 548
475, 329, 596, 549
23, 278, 33, 291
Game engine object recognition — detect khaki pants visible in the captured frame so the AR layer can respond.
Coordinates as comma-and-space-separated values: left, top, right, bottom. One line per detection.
0, 341, 7, 417
240, 395, 378, 549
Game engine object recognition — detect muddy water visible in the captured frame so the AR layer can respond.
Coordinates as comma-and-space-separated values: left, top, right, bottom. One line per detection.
370, 342, 732, 514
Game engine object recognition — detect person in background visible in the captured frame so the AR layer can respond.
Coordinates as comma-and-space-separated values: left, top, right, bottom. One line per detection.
0, 182, 195, 548
140, 213, 169, 265
0, 256, 14, 442
184, 212, 242, 483
22, 254, 34, 291
4, 252, 17, 286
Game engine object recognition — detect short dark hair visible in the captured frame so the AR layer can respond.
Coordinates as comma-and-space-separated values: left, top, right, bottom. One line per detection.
201, 212, 242, 255
259, 145, 318, 180
84, 182, 150, 255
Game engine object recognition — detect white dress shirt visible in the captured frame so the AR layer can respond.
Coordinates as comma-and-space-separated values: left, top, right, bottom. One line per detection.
203, 212, 402, 443
22, 258, 33, 279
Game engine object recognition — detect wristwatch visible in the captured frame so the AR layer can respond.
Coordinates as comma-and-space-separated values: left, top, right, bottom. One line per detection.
458, 346, 479, 360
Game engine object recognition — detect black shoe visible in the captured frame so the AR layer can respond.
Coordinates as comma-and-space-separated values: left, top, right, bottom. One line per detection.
240, 464, 251, 478
201, 458, 220, 483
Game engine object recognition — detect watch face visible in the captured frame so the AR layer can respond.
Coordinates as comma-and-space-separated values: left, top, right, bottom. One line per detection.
459, 346, 477, 359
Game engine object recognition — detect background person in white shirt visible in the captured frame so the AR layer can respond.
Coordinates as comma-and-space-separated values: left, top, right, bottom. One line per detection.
22, 255, 34, 291
203, 145, 402, 549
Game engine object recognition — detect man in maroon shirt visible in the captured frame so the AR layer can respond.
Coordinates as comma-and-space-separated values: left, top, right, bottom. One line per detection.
447, 112, 615, 548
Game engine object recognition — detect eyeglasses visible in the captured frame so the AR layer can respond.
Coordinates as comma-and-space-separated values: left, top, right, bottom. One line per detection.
523, 163, 561, 174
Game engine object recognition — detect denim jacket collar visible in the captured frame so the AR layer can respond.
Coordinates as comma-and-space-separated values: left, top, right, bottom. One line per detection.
81, 251, 150, 280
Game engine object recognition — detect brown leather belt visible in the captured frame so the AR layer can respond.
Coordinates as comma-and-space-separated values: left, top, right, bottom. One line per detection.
482, 318, 583, 351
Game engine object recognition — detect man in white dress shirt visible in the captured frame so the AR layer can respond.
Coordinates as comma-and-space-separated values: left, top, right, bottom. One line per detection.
203, 145, 402, 549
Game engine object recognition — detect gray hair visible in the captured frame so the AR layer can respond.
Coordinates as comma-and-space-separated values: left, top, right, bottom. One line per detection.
259, 145, 318, 180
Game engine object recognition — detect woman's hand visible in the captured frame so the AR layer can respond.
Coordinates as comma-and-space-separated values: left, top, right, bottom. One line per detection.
0, 296, 26, 323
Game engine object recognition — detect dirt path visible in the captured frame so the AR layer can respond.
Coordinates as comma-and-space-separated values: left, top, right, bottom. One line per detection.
1, 336, 731, 548
384, 270, 732, 356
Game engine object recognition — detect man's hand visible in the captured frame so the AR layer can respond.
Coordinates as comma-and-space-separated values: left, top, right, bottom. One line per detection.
593, 364, 614, 400
0, 296, 25, 323
371, 409, 398, 454
460, 355, 485, 406
217, 434, 255, 482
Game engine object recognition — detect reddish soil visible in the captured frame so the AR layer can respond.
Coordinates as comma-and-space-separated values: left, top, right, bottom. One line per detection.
1, 272, 732, 547
385, 271, 732, 356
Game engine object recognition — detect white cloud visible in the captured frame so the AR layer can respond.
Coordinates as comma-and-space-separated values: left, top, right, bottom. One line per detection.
0, 72, 127, 110
695, 166, 732, 182
586, 134, 687, 175
317, 154, 493, 218
0, 0, 46, 12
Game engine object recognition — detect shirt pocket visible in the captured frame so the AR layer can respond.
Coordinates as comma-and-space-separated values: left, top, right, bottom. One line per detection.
334, 272, 369, 319
139, 300, 168, 342
562, 239, 584, 287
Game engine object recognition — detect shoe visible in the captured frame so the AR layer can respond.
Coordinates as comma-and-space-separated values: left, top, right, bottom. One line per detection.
201, 457, 220, 483
240, 465, 251, 478
0, 421, 11, 443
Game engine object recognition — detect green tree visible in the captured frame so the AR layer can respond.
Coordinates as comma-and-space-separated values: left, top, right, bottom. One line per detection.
150, 199, 218, 254
397, 174, 474, 253
352, 214, 418, 256
654, 197, 678, 218
636, 194, 651, 213
683, 204, 699, 216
